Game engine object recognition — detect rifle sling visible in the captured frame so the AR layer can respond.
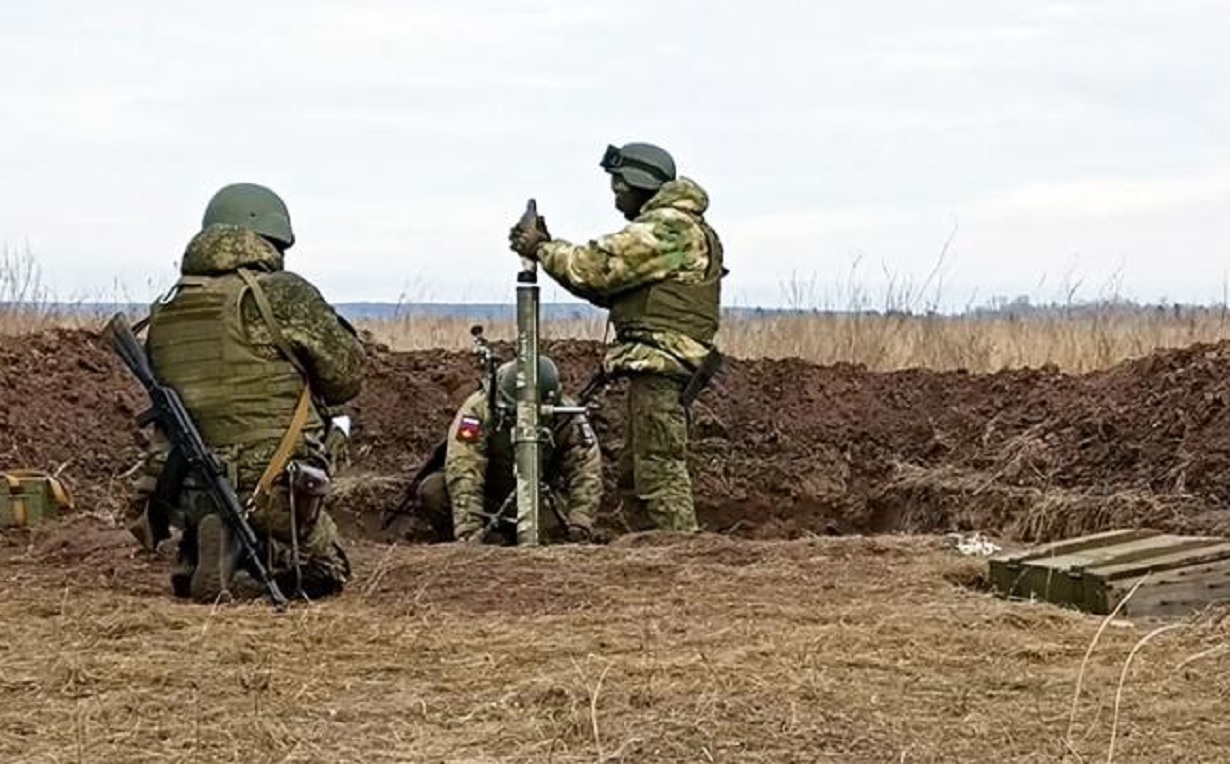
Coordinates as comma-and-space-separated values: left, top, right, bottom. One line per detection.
256, 387, 313, 500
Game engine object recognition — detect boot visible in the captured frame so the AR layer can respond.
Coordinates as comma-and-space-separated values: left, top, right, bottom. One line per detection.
189, 513, 243, 603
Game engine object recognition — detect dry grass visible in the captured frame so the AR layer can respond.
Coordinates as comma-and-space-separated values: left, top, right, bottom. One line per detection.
0, 247, 99, 335
870, 464, 1202, 542
5, 250, 1230, 371
358, 307, 1230, 374
5, 519, 1230, 763
1, 246, 61, 335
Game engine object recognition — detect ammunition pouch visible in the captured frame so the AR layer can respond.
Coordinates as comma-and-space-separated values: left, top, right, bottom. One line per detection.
287, 461, 330, 536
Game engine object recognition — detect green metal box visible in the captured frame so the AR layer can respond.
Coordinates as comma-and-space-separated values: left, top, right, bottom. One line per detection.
1, 471, 73, 528
989, 529, 1230, 618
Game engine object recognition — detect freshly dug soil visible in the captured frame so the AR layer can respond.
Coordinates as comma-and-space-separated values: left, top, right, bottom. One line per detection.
4, 329, 1230, 541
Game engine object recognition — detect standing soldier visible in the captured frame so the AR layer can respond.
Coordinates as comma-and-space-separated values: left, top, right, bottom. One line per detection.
508, 143, 724, 533
127, 182, 364, 602
417, 357, 602, 544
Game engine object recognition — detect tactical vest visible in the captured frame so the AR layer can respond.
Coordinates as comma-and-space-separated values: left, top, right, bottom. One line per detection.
609, 220, 724, 347
145, 270, 312, 449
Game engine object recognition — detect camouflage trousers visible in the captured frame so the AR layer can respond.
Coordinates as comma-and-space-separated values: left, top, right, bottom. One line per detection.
619, 374, 698, 532
417, 471, 569, 544
135, 484, 350, 600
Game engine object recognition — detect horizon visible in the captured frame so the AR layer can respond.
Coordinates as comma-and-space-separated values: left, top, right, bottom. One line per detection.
3, 2, 1230, 309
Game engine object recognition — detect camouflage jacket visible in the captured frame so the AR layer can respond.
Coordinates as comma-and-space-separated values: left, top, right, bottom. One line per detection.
128, 225, 364, 546
536, 177, 718, 376
178, 224, 365, 411
444, 390, 601, 540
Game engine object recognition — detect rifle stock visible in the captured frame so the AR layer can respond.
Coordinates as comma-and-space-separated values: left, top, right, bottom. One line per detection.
104, 313, 289, 610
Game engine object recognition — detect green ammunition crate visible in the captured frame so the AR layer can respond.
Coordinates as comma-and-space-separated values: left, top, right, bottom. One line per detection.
1, 471, 74, 528
989, 529, 1230, 619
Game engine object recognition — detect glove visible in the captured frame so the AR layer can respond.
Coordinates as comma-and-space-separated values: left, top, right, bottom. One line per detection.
508, 214, 550, 258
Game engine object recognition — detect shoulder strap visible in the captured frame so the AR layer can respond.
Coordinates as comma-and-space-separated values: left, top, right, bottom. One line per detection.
236, 268, 310, 379
235, 268, 317, 503
255, 387, 313, 500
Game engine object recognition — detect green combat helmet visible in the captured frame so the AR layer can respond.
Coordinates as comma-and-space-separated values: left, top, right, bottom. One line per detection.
600, 142, 677, 191
202, 183, 296, 249
496, 356, 561, 410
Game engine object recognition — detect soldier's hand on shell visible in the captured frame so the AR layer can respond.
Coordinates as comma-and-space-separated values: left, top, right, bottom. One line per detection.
534, 214, 550, 240
508, 215, 550, 258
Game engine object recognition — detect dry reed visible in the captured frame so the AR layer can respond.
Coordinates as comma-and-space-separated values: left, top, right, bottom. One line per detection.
5, 251, 1230, 372
356, 307, 1230, 374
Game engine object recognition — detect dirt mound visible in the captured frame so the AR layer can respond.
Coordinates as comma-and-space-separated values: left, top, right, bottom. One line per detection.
0, 329, 145, 519
5, 328, 1230, 542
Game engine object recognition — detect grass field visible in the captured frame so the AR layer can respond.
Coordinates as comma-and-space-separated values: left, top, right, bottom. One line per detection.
354, 306, 1230, 373
8, 251, 1230, 372
8, 258, 1230, 762
6, 520, 1230, 764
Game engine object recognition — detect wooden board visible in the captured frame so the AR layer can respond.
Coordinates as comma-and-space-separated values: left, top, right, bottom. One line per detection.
989, 529, 1230, 618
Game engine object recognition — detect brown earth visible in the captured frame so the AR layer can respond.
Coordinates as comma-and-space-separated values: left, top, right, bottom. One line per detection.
8, 330, 1230, 762
6, 328, 1230, 542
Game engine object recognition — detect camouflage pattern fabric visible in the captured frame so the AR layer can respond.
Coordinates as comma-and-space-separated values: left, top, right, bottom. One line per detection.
163, 225, 364, 486
127, 223, 363, 596
534, 177, 717, 532
415, 472, 458, 541
169, 484, 350, 600
618, 374, 697, 532
536, 177, 716, 377
438, 390, 601, 543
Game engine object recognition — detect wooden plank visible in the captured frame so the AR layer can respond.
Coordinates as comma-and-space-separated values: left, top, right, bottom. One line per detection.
1106, 561, 1230, 618
1089, 541, 1230, 582
991, 528, 1158, 566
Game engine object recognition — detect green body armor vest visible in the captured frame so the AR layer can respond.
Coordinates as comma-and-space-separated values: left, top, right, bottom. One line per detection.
145, 271, 312, 449
608, 221, 724, 347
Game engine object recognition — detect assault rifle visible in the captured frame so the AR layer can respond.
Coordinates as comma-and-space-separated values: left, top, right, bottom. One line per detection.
104, 313, 289, 610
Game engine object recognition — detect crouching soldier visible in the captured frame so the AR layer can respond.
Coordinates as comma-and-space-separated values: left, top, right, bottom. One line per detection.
418, 356, 602, 544
126, 183, 364, 602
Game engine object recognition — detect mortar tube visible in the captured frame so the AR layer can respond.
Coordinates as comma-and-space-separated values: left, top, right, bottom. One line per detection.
514, 267, 541, 546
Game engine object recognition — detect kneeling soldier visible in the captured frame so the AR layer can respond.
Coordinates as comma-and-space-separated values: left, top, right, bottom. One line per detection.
418, 356, 602, 544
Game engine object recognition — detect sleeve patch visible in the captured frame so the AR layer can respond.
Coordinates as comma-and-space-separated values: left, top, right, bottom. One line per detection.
456, 415, 484, 442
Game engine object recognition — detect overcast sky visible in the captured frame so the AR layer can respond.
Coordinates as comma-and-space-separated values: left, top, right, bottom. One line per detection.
2, 0, 1229, 309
